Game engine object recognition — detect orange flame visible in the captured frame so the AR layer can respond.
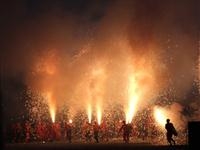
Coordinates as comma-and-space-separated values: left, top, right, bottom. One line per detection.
153, 107, 167, 126
125, 76, 139, 124
69, 119, 73, 124
46, 92, 56, 123
87, 104, 92, 123
50, 107, 56, 123
96, 105, 102, 125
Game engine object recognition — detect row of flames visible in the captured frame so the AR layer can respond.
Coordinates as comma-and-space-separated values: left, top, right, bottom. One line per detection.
87, 104, 102, 125
41, 58, 179, 127
46, 91, 177, 128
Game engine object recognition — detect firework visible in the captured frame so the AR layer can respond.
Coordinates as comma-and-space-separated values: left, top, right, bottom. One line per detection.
45, 92, 56, 123
125, 75, 139, 124
153, 106, 167, 127
96, 105, 102, 125
69, 119, 73, 124
87, 104, 92, 123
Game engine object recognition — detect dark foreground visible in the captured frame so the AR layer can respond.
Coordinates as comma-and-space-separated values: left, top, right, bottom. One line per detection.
3, 143, 189, 150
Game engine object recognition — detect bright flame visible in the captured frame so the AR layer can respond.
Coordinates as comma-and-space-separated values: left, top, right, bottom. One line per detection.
50, 107, 56, 123
96, 105, 102, 125
87, 104, 92, 123
46, 92, 56, 123
154, 107, 167, 126
125, 76, 139, 124
69, 119, 73, 124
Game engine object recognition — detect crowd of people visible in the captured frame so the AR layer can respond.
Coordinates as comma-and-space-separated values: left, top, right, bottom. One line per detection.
6, 118, 180, 146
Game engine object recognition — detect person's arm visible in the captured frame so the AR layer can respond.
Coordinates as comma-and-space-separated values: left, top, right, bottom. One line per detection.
165, 124, 167, 130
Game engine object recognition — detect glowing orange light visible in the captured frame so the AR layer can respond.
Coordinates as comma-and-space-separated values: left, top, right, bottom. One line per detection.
96, 105, 102, 125
50, 107, 56, 123
87, 104, 92, 123
69, 119, 73, 124
154, 107, 167, 126
46, 92, 56, 123
125, 76, 139, 124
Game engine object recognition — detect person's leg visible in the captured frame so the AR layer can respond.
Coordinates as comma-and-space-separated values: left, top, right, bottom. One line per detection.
171, 137, 175, 145
123, 133, 126, 142
127, 134, 130, 143
167, 136, 172, 145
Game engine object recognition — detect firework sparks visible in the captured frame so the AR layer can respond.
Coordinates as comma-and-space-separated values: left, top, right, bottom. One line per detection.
96, 105, 102, 125
50, 107, 56, 123
45, 92, 56, 123
125, 75, 139, 124
153, 106, 167, 127
87, 103, 92, 123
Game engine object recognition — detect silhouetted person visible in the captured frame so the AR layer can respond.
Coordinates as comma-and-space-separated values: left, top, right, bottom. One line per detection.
25, 121, 31, 143
165, 119, 177, 145
83, 121, 92, 142
119, 121, 132, 143
93, 121, 100, 143
65, 122, 72, 143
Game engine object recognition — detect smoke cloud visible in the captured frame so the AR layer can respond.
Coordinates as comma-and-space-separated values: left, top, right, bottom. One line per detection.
1, 0, 199, 125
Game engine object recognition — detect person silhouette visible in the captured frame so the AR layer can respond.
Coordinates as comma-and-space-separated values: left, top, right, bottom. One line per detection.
93, 121, 100, 143
119, 120, 132, 143
165, 119, 177, 145
65, 121, 72, 143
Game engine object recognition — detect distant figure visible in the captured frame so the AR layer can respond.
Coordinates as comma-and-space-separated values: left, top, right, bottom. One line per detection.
65, 122, 72, 143
100, 120, 109, 142
25, 121, 31, 143
119, 121, 132, 143
93, 121, 100, 143
165, 119, 177, 145
83, 121, 92, 142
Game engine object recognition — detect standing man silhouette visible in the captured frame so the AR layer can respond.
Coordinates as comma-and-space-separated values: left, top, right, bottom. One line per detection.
165, 119, 177, 145
119, 121, 132, 143
93, 121, 100, 143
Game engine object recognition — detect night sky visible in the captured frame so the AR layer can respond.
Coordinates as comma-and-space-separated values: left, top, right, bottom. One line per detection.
1, 0, 200, 130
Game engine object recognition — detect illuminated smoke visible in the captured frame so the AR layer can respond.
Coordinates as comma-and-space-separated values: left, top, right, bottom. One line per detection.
153, 103, 186, 130
2, 1, 199, 140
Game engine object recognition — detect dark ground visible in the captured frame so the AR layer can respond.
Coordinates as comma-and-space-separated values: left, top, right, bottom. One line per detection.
3, 143, 189, 150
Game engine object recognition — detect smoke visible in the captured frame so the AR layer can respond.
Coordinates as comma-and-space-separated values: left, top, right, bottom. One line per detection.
1, 0, 199, 123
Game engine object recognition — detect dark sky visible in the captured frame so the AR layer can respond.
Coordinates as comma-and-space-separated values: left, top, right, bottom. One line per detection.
1, 0, 200, 125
